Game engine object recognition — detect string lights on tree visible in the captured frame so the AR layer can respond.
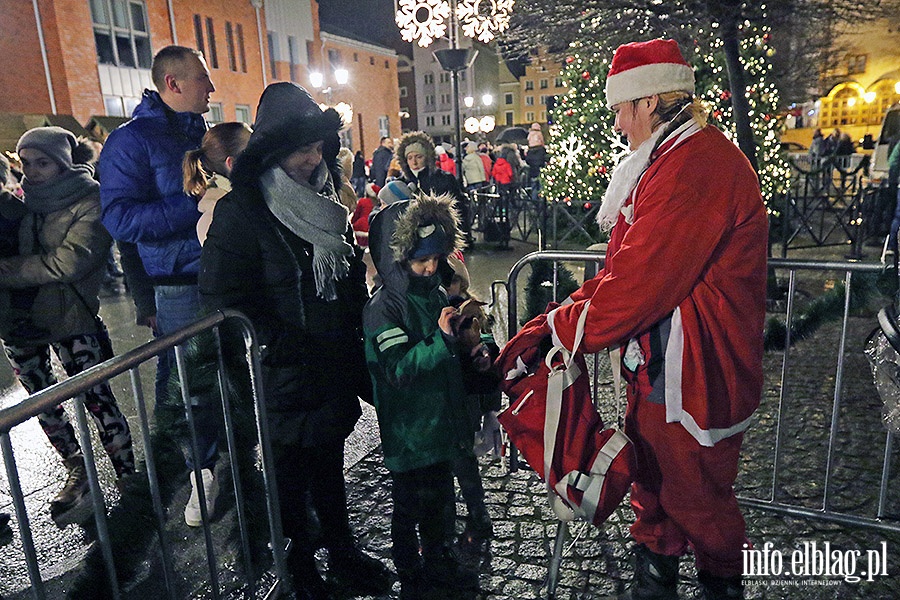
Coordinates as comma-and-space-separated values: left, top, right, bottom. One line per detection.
543, 24, 790, 228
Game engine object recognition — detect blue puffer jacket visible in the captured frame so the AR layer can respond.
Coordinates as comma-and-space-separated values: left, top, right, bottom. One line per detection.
98, 90, 207, 283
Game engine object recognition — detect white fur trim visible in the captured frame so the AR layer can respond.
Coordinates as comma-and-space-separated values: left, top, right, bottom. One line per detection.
605, 62, 695, 108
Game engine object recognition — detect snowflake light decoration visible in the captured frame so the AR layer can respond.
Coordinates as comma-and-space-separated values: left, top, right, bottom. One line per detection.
396, 0, 451, 48
559, 134, 586, 174
456, 0, 515, 43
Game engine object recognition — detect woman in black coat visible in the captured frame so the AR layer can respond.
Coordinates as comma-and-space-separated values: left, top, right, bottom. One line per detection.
198, 82, 388, 599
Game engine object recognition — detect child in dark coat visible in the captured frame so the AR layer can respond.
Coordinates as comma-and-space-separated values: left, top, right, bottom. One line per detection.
364, 193, 478, 598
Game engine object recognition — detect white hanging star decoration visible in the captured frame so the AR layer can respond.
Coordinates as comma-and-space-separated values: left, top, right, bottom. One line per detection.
396, 0, 451, 48
559, 134, 585, 174
456, 0, 515, 43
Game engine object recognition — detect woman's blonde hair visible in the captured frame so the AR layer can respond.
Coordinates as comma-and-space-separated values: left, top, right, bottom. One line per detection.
651, 91, 708, 131
183, 122, 252, 197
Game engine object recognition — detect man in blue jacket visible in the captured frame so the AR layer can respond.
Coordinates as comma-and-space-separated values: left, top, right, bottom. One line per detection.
98, 45, 218, 528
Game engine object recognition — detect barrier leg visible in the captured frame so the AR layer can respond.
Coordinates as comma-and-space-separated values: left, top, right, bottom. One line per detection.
547, 520, 567, 599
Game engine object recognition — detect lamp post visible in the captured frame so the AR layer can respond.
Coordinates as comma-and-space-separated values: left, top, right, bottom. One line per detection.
396, 0, 514, 184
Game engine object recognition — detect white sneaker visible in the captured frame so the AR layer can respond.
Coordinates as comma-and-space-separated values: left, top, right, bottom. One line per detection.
184, 468, 218, 527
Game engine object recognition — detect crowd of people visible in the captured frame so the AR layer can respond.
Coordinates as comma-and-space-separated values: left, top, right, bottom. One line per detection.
0, 37, 773, 600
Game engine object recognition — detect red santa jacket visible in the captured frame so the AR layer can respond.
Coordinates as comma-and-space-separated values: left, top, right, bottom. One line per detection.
546, 124, 767, 446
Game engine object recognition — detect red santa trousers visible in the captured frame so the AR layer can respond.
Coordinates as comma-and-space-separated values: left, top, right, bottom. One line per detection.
626, 395, 747, 578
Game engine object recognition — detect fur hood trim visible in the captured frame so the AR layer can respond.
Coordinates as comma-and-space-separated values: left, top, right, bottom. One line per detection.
391, 192, 464, 262
396, 131, 435, 180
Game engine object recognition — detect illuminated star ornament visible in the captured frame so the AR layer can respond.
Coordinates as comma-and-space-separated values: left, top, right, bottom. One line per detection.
456, 0, 515, 43
560, 134, 585, 174
396, 0, 451, 47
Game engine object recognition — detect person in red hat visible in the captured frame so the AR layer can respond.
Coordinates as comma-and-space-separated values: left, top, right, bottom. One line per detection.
498, 38, 767, 600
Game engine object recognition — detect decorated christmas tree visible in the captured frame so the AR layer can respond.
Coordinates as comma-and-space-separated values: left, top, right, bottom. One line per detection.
541, 27, 790, 240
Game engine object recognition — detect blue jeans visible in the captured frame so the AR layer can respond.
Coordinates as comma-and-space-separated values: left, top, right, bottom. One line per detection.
155, 284, 219, 471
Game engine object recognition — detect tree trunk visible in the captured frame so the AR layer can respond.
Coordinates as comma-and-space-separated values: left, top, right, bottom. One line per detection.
720, 16, 761, 176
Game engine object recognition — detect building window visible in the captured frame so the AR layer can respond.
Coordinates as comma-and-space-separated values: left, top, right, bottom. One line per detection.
540, 110, 546, 120
378, 115, 390, 137
424, 73, 434, 85
525, 96, 535, 106
104, 95, 125, 116
525, 80, 534, 91
205, 17, 218, 68
370, 56, 375, 65
328, 48, 342, 67
554, 77, 564, 88
91, 0, 152, 68
236, 24, 247, 72
353, 52, 359, 62
235, 104, 252, 124
225, 22, 237, 71
399, 86, 408, 98
460, 71, 466, 81
267, 31, 279, 79
441, 114, 451, 126
526, 111, 534, 122
193, 14, 205, 58
505, 111, 514, 126
504, 93, 513, 105
288, 36, 300, 82
426, 116, 435, 127
848, 54, 867, 74
540, 79, 548, 89
385, 60, 389, 69
208, 103, 224, 123
439, 72, 449, 84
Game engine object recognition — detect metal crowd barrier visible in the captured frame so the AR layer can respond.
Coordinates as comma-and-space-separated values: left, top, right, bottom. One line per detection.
500, 250, 900, 598
0, 310, 288, 600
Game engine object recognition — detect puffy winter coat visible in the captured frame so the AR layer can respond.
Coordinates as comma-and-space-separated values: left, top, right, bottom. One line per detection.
99, 90, 207, 284
199, 183, 368, 447
491, 157, 514, 185
0, 192, 111, 344
363, 200, 470, 472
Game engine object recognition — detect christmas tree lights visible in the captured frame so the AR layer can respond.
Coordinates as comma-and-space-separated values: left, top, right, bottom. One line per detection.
542, 24, 790, 226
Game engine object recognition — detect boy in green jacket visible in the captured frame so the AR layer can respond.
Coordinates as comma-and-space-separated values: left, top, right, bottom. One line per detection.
363, 192, 478, 599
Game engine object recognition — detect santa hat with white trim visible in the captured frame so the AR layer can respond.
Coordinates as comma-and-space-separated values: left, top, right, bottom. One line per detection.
605, 39, 695, 109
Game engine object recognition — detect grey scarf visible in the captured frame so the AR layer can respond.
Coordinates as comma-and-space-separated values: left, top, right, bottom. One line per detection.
22, 165, 99, 215
260, 163, 352, 301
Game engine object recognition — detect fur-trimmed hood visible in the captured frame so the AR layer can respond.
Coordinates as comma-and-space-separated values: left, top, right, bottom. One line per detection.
390, 192, 464, 263
395, 131, 436, 181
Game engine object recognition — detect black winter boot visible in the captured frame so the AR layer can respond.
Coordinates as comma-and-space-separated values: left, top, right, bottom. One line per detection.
605, 544, 680, 599
328, 546, 393, 595
697, 571, 743, 600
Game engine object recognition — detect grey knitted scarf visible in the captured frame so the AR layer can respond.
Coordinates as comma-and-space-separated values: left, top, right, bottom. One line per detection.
260, 163, 352, 301
22, 165, 99, 215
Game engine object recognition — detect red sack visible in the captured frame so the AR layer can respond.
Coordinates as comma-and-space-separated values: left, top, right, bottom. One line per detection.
497, 300, 634, 526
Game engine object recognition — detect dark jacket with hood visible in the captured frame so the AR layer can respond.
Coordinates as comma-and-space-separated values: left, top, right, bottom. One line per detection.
99, 90, 207, 283
363, 193, 471, 473
199, 82, 367, 446
395, 132, 467, 208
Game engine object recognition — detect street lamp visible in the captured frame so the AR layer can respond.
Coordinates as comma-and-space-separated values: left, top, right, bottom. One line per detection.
395, 0, 514, 184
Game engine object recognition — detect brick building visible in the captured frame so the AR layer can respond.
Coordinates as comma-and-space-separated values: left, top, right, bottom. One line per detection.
0, 0, 400, 154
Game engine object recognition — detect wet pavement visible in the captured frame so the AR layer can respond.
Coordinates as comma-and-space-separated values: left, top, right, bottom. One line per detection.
2, 236, 900, 599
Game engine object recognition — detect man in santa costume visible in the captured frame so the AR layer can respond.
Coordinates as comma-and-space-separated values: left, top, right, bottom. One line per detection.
500, 39, 767, 599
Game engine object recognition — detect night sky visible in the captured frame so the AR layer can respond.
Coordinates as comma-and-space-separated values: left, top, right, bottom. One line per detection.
316, 0, 405, 52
